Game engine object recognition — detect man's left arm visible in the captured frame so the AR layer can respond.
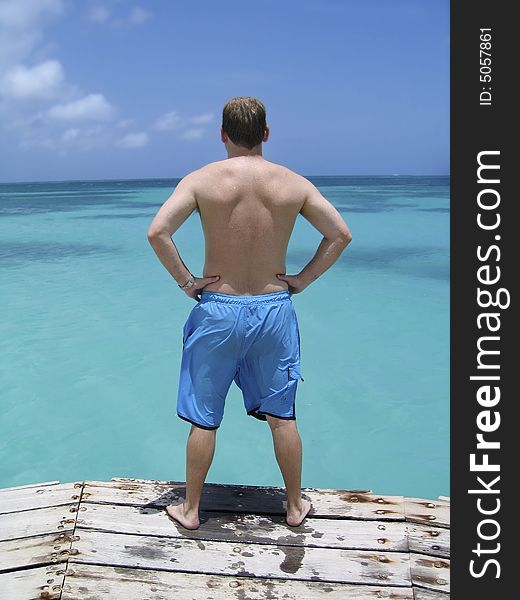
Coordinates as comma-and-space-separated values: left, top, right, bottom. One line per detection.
147, 173, 219, 299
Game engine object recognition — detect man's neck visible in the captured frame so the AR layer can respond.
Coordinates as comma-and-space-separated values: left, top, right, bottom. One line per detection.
226, 146, 263, 159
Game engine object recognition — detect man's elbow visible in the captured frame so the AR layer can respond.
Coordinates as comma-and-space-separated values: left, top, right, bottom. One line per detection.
147, 227, 159, 245
337, 229, 353, 246
147, 225, 169, 245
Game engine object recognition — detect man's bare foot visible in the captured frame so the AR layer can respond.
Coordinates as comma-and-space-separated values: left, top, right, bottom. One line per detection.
286, 499, 312, 527
165, 500, 200, 530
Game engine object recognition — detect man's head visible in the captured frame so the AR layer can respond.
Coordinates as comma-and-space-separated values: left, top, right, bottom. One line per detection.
221, 97, 269, 153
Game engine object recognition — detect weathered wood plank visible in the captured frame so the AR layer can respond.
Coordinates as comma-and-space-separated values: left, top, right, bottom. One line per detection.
62, 563, 414, 599
70, 529, 412, 586
413, 588, 450, 599
404, 499, 450, 529
0, 532, 74, 572
0, 504, 77, 542
407, 523, 450, 558
0, 480, 60, 494
0, 482, 82, 515
84, 480, 406, 521
410, 553, 450, 593
0, 479, 451, 598
0, 563, 65, 599
111, 477, 373, 494
77, 502, 408, 551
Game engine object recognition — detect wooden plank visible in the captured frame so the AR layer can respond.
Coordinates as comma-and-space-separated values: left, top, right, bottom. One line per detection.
0, 482, 82, 515
77, 502, 408, 551
407, 524, 450, 558
62, 563, 414, 599
0, 480, 60, 493
0, 564, 65, 599
0, 504, 78, 542
437, 496, 450, 503
70, 529, 412, 586
111, 477, 373, 494
84, 480, 405, 521
414, 588, 450, 599
404, 499, 450, 529
410, 553, 450, 593
0, 532, 74, 572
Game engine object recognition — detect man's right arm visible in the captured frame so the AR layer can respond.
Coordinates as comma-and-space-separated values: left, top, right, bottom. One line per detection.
278, 179, 352, 292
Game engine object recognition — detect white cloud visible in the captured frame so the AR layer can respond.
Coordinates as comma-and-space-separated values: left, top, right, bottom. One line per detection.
189, 112, 213, 126
87, 4, 152, 27
60, 125, 106, 148
128, 7, 151, 25
179, 128, 205, 142
19, 124, 109, 151
18, 135, 55, 149
0, 59, 64, 99
0, 0, 63, 29
60, 127, 80, 142
0, 0, 64, 70
47, 93, 116, 121
0, 1, 146, 156
87, 5, 110, 24
115, 131, 149, 149
153, 110, 181, 131
117, 118, 135, 128
153, 110, 214, 135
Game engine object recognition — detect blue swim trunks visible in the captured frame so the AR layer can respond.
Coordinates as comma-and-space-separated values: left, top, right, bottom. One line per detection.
177, 290, 304, 430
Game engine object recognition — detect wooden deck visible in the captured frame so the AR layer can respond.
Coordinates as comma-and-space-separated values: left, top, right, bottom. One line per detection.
0, 478, 450, 599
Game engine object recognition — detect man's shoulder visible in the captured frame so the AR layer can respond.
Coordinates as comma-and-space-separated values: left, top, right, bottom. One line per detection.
181, 160, 309, 191
180, 160, 229, 184
181, 161, 220, 179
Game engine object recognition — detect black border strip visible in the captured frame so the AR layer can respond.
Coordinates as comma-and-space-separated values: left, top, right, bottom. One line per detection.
452, 1, 513, 595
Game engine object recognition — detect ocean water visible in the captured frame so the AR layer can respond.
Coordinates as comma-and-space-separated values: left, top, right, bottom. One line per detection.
0, 176, 449, 499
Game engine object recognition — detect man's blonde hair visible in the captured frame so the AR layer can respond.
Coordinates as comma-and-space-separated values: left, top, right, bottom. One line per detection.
222, 97, 267, 150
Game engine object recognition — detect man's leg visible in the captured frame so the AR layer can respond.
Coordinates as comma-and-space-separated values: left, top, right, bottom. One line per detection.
266, 416, 312, 526
166, 425, 216, 529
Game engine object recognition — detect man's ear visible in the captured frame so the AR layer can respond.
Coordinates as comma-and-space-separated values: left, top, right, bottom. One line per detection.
263, 123, 270, 142
221, 127, 228, 143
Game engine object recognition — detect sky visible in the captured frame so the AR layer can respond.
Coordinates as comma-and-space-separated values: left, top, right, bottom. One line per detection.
0, 0, 449, 182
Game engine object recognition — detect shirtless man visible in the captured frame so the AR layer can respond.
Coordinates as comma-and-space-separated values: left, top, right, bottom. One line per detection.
147, 97, 352, 529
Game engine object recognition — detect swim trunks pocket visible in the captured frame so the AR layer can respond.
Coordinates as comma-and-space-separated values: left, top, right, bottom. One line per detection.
289, 364, 304, 382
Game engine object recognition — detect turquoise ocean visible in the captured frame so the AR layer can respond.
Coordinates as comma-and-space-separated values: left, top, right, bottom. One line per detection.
0, 176, 449, 499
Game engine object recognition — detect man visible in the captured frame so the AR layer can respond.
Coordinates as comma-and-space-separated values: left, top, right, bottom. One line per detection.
147, 97, 352, 530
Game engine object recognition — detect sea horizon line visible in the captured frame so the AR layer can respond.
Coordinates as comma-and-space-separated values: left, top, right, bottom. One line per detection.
0, 174, 451, 186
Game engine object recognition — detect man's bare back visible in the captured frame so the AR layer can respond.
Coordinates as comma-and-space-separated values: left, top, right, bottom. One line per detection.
192, 156, 305, 295
148, 155, 351, 300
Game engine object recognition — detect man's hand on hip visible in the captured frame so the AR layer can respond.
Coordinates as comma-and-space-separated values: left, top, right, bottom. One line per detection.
183, 275, 220, 302
276, 273, 307, 295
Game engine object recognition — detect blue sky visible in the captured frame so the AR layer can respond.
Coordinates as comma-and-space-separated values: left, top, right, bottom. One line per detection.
0, 0, 449, 182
